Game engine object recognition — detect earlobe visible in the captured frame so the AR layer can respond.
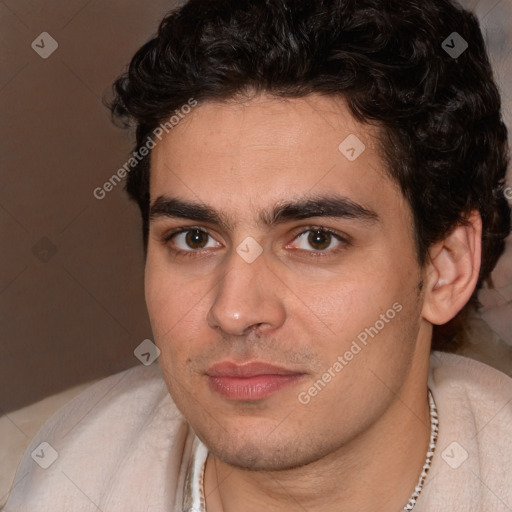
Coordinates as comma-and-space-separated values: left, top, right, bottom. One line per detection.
422, 211, 482, 325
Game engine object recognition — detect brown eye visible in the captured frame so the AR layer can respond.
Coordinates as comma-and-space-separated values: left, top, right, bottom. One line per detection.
289, 227, 348, 254
185, 229, 209, 249
167, 228, 221, 253
307, 229, 332, 250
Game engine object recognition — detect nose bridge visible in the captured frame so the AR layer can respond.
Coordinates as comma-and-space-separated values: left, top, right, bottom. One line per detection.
207, 246, 286, 335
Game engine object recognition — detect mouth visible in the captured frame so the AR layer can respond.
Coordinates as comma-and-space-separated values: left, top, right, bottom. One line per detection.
205, 361, 306, 401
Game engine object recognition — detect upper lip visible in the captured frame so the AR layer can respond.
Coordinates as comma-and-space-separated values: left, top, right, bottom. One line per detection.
206, 361, 303, 378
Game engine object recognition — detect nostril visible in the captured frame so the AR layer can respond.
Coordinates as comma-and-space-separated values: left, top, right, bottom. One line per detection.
249, 323, 265, 333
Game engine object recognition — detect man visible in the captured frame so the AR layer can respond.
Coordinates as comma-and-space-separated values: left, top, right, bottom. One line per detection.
4, 0, 512, 510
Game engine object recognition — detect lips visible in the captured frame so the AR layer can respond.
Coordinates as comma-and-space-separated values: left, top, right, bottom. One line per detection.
206, 361, 305, 401
207, 361, 300, 377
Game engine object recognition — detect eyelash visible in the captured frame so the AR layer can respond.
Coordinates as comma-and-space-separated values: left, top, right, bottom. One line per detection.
161, 226, 350, 259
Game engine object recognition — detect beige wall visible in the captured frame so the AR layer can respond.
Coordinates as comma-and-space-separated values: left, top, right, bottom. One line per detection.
1, 0, 177, 414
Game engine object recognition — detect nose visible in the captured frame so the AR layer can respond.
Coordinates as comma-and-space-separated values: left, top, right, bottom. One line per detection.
206, 247, 286, 337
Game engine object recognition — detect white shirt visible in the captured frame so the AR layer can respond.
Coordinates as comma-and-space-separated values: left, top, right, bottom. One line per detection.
3, 351, 512, 511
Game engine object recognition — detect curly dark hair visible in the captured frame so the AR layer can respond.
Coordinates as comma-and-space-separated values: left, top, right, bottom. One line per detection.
109, 0, 511, 352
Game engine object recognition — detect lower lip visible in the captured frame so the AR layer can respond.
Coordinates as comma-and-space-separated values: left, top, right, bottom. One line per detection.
207, 374, 304, 401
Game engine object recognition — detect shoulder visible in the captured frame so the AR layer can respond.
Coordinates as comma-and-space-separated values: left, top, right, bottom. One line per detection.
28, 362, 183, 443
429, 350, 512, 438
3, 363, 193, 511
419, 351, 512, 511
429, 349, 512, 407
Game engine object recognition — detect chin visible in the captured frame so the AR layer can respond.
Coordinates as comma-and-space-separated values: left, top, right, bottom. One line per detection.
217, 448, 301, 471
199, 426, 327, 472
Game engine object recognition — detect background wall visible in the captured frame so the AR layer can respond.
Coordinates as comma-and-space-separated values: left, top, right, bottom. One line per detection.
1, 0, 511, 506
1, 0, 177, 414
0, 1, 176, 501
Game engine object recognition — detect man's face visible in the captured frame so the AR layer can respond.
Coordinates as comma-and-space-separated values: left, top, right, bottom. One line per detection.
146, 93, 428, 471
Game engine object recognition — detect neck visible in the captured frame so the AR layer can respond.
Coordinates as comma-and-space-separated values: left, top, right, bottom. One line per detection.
204, 352, 431, 512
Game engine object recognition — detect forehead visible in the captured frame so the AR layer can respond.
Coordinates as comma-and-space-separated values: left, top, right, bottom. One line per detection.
149, 93, 404, 223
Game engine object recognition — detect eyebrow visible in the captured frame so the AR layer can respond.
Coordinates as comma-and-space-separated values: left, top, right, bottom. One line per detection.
149, 194, 379, 231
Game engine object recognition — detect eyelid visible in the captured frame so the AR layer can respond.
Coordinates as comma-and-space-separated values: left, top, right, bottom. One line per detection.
286, 226, 350, 252
161, 225, 215, 241
161, 225, 350, 255
162, 226, 222, 247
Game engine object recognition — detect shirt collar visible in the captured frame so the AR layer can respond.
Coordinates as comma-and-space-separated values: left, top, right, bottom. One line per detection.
182, 434, 209, 512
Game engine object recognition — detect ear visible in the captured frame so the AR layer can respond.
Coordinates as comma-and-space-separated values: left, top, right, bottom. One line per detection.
421, 211, 482, 325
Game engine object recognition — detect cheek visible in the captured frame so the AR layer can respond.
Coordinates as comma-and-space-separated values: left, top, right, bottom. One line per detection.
297, 254, 419, 357
145, 265, 205, 405
290, 261, 392, 329
144, 256, 203, 358
297, 286, 421, 408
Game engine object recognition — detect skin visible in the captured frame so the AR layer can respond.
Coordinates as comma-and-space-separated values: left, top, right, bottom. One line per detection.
146, 93, 482, 511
